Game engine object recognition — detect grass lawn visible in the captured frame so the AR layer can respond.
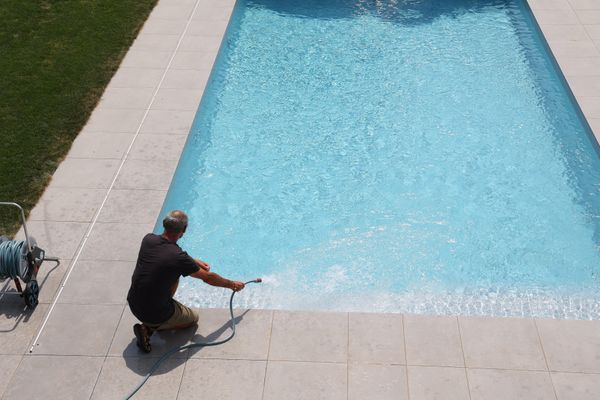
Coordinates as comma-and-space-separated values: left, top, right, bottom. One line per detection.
0, 0, 158, 237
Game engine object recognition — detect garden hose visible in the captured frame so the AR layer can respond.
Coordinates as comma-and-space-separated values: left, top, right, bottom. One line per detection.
125, 278, 262, 399
0, 240, 27, 280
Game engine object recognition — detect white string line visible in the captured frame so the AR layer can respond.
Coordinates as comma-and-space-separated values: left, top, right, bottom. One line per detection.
29, 0, 205, 352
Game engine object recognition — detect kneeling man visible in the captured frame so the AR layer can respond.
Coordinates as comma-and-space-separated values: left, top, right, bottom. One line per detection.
127, 210, 245, 353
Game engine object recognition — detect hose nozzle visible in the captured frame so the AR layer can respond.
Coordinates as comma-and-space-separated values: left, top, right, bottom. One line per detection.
254, 278, 262, 283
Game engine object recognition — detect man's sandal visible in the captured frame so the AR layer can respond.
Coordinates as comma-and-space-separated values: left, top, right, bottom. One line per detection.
133, 323, 152, 353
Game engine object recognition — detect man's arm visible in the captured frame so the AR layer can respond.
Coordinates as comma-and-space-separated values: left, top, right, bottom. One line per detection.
195, 259, 210, 271
190, 268, 245, 291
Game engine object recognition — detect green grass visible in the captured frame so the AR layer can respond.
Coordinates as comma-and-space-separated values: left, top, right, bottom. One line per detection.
0, 0, 158, 237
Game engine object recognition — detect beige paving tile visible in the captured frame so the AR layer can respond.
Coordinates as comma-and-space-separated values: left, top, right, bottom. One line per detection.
564, 75, 600, 97
171, 51, 217, 70
264, 361, 347, 400
534, 8, 580, 24
51, 158, 119, 189
139, 18, 187, 35
348, 312, 404, 364
189, 308, 272, 360
568, 0, 600, 10
269, 310, 348, 363
587, 118, 600, 138
114, 159, 178, 190
192, 6, 233, 21
558, 56, 600, 76
468, 369, 556, 400
552, 372, 600, 400
36, 258, 68, 304
16, 220, 89, 260
28, 187, 106, 222
108, 67, 164, 89
0, 355, 21, 398
179, 359, 265, 400
121, 50, 173, 69
408, 366, 469, 400
548, 40, 600, 57
459, 316, 547, 370
161, 68, 210, 89
91, 356, 185, 400
585, 24, 600, 40
58, 260, 133, 305
131, 33, 181, 51
3, 355, 103, 400
537, 318, 600, 373
68, 132, 135, 159
99, 87, 155, 110
150, 88, 203, 111
150, 3, 195, 20
33, 303, 123, 356
0, 299, 48, 354
179, 35, 223, 52
196, 0, 235, 8
129, 134, 187, 161
578, 96, 600, 118
139, 109, 196, 134
187, 19, 229, 36
405, 314, 464, 367
528, 0, 572, 10
79, 222, 152, 261
539, 24, 590, 41
84, 108, 146, 133
97, 189, 167, 223
349, 363, 407, 400
109, 306, 194, 358
576, 10, 600, 24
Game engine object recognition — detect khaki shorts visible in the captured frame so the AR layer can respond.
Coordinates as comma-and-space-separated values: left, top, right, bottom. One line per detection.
144, 299, 198, 331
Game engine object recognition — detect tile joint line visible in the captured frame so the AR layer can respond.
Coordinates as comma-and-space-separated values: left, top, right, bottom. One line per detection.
28, 0, 204, 353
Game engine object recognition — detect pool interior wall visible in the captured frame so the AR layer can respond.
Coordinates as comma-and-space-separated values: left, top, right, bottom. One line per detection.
156, 0, 600, 319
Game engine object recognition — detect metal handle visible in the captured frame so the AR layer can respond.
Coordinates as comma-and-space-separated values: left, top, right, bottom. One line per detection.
0, 202, 32, 253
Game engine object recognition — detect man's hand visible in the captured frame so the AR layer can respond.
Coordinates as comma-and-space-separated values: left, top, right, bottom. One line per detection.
230, 281, 245, 292
195, 259, 210, 272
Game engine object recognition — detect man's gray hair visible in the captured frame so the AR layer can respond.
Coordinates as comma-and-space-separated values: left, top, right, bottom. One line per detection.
163, 210, 188, 234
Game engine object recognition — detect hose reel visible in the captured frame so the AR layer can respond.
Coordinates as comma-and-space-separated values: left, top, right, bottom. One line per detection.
0, 202, 60, 308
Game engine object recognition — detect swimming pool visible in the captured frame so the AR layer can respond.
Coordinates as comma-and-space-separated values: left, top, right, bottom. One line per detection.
159, 0, 600, 319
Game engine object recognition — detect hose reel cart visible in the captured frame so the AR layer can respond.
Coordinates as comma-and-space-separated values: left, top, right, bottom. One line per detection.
0, 202, 60, 307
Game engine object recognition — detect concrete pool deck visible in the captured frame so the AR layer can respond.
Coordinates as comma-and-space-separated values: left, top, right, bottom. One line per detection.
1, 0, 600, 398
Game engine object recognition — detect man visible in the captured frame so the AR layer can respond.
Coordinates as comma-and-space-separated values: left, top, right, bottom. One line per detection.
127, 210, 245, 353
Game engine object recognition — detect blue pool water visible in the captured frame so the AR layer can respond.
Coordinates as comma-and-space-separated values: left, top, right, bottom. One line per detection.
159, 0, 600, 318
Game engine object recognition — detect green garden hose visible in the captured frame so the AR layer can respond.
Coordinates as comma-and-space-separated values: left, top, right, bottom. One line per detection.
0, 240, 27, 280
125, 278, 262, 399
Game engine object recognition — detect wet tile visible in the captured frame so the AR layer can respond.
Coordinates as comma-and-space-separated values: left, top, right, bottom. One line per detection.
108, 306, 194, 358
405, 314, 464, 367
0, 299, 48, 354
536, 318, 600, 373
129, 134, 187, 161
178, 359, 266, 400
150, 88, 202, 111
84, 108, 146, 133
408, 366, 470, 400
58, 260, 133, 305
91, 356, 184, 400
552, 372, 600, 400
349, 363, 407, 400
139, 109, 196, 134
51, 158, 120, 189
189, 308, 272, 360
28, 187, 106, 222
98, 189, 167, 223
467, 369, 556, 400
68, 132, 135, 159
349, 312, 404, 364
459, 316, 546, 370
33, 303, 123, 356
264, 361, 346, 400
3, 355, 103, 400
114, 159, 178, 190
269, 310, 347, 363
79, 222, 152, 261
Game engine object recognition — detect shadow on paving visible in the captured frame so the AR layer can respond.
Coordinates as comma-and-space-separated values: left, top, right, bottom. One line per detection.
123, 310, 250, 376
